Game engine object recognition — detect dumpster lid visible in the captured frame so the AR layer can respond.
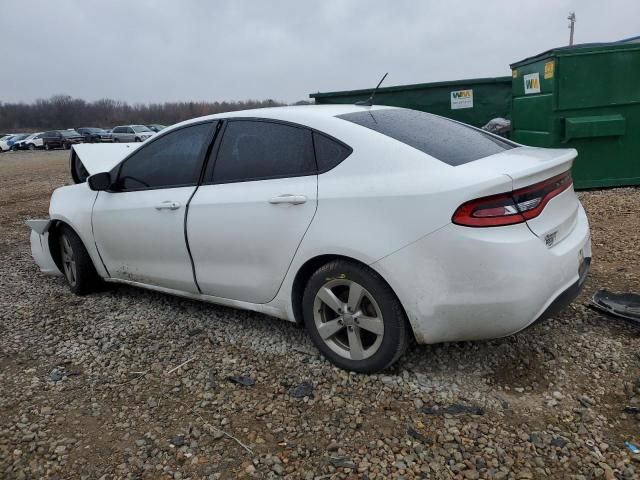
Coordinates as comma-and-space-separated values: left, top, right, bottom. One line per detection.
510, 35, 640, 68
310, 76, 512, 99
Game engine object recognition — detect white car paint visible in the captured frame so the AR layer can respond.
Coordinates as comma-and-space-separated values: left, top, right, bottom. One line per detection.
188, 174, 318, 303
15, 132, 44, 150
28, 105, 591, 350
0, 134, 26, 151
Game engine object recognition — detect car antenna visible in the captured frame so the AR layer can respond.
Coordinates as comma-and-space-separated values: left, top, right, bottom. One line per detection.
355, 72, 388, 106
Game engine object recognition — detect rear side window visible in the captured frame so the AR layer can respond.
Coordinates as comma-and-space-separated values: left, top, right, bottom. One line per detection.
115, 122, 215, 190
211, 120, 315, 183
337, 109, 515, 166
313, 133, 352, 172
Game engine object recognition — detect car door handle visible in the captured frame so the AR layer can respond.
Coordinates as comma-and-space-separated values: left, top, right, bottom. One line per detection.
269, 194, 307, 205
155, 201, 181, 210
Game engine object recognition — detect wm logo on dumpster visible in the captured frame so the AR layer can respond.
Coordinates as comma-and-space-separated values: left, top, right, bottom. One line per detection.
450, 89, 473, 109
524, 73, 541, 94
452, 90, 471, 99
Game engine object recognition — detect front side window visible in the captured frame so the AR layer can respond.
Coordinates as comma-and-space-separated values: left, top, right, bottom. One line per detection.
115, 122, 215, 191
337, 108, 516, 166
211, 120, 315, 183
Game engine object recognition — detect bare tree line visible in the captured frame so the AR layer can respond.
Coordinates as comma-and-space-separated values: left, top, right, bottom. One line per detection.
0, 95, 300, 132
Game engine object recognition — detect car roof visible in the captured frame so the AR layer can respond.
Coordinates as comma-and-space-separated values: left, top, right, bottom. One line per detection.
170, 104, 395, 130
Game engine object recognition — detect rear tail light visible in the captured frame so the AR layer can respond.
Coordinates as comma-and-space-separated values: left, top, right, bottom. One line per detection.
452, 170, 573, 227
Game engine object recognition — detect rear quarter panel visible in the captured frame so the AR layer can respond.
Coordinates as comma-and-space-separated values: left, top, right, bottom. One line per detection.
269, 118, 517, 319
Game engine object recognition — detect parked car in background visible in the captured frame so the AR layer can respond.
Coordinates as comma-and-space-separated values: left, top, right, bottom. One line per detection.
28, 105, 591, 373
146, 124, 166, 133
77, 128, 111, 143
0, 135, 15, 151
111, 125, 155, 142
1, 134, 29, 151
43, 130, 84, 150
13, 132, 44, 150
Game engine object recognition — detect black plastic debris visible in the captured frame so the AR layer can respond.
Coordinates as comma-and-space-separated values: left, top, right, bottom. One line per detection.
290, 381, 314, 399
227, 375, 255, 387
328, 457, 356, 469
550, 436, 568, 448
169, 435, 185, 447
49, 367, 65, 382
407, 427, 428, 442
624, 406, 640, 414
590, 290, 640, 322
420, 404, 484, 416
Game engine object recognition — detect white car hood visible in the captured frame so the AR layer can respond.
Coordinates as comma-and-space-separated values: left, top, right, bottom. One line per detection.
70, 143, 143, 182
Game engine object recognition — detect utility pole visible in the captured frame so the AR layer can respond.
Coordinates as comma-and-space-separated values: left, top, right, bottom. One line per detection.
568, 11, 576, 46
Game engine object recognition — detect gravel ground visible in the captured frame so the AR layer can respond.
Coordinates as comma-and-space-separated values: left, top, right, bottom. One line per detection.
1, 149, 639, 480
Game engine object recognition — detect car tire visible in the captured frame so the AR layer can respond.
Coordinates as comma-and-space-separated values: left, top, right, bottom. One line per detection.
134, 137, 141, 142
302, 260, 410, 373
28, 144, 36, 151
113, 138, 120, 143
44, 143, 50, 151
57, 226, 103, 296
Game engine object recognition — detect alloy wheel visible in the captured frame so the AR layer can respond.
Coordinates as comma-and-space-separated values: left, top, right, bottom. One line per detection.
313, 279, 384, 361
60, 235, 77, 287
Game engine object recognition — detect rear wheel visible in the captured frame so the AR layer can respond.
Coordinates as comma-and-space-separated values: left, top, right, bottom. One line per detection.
57, 226, 102, 295
302, 260, 410, 373
134, 137, 141, 142
113, 138, 120, 143
28, 143, 36, 151
44, 143, 51, 151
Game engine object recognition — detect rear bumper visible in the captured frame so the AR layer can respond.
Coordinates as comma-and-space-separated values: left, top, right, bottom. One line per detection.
535, 257, 590, 323
372, 204, 592, 344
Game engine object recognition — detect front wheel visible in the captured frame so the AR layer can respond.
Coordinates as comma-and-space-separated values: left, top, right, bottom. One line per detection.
302, 260, 410, 373
28, 144, 36, 151
57, 226, 102, 295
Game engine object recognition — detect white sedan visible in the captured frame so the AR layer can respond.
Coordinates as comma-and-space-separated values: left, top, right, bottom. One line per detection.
27, 105, 591, 373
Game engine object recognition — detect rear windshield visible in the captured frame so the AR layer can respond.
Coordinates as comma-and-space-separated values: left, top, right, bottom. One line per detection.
337, 108, 516, 166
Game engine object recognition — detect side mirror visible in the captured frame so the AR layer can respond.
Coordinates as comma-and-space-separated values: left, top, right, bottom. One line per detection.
87, 172, 112, 191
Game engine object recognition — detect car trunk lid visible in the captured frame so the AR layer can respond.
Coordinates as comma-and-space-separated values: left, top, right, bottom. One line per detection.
459, 146, 579, 247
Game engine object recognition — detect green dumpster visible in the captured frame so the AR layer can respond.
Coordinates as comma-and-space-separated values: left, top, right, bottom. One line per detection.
310, 77, 512, 128
511, 38, 640, 189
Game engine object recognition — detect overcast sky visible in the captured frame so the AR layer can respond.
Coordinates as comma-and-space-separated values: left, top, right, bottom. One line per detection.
1, 0, 638, 104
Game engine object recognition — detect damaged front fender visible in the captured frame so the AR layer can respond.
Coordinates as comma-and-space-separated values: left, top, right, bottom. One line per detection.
26, 219, 62, 276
